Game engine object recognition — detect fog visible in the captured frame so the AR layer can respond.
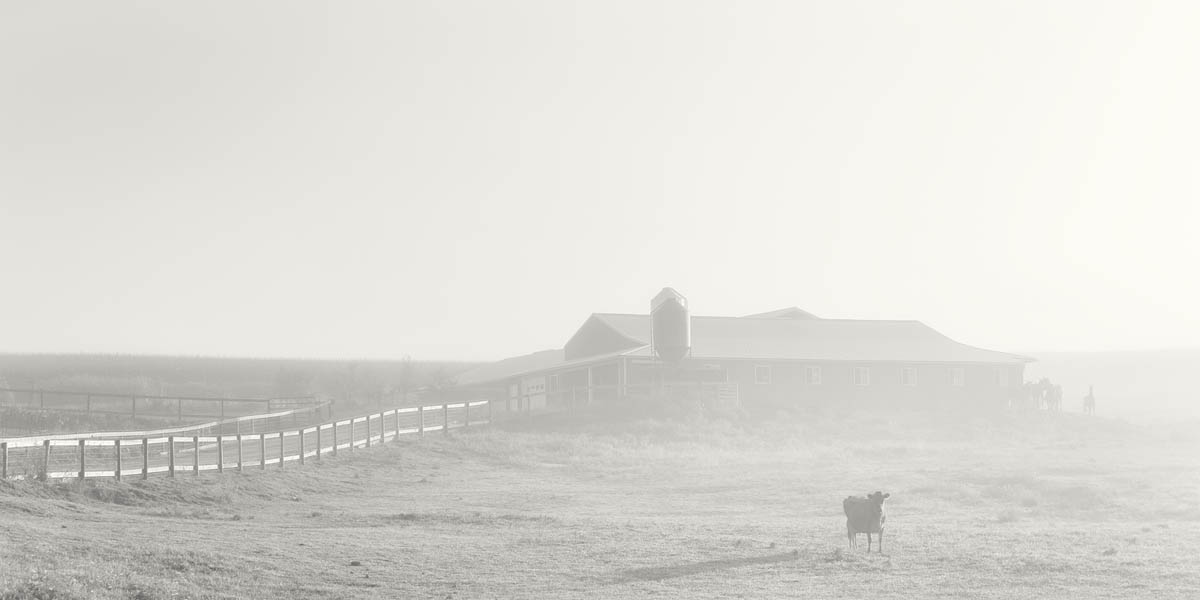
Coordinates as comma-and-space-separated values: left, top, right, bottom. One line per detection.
1, 4, 1199, 598
1025, 348, 1200, 423
2, 1, 1198, 360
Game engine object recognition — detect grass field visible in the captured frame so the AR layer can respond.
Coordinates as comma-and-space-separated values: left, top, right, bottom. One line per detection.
2, 409, 1198, 599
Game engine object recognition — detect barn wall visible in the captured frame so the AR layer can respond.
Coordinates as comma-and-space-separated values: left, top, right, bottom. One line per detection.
723, 360, 1023, 410
476, 359, 1026, 413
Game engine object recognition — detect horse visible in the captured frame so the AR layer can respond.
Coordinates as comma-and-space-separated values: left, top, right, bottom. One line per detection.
1017, 380, 1046, 411
1045, 384, 1062, 412
1083, 385, 1096, 415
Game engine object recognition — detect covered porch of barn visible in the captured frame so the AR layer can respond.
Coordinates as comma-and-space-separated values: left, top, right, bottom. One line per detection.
542, 355, 739, 412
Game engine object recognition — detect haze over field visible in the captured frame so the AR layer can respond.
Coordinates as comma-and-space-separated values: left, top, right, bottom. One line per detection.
2, 1, 1198, 361
1025, 349, 1200, 423
3, 4, 1199, 599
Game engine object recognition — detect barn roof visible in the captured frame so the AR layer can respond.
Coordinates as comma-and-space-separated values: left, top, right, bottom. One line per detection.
742, 307, 820, 319
453, 349, 564, 387
453, 310, 1032, 386
587, 313, 1032, 364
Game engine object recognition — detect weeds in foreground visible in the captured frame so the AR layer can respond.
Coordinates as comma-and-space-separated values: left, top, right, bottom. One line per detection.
0, 572, 81, 600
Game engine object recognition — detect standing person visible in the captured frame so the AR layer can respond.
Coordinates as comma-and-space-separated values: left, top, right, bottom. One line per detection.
1083, 385, 1096, 415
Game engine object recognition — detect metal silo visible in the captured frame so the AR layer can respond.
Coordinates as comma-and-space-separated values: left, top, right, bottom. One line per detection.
650, 287, 691, 364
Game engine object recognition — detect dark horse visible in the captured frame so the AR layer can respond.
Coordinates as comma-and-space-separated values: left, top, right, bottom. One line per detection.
1015, 378, 1061, 412
1083, 385, 1096, 415
1045, 384, 1062, 412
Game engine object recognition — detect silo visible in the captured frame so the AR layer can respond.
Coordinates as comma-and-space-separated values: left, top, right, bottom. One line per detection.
650, 288, 691, 364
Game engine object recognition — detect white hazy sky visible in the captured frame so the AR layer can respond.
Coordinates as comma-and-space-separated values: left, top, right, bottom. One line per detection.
2, 1, 1198, 361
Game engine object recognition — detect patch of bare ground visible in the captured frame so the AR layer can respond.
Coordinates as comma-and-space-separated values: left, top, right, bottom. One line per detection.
2, 409, 1198, 598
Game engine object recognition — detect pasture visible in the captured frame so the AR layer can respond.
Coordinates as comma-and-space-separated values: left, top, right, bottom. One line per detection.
2, 409, 1198, 599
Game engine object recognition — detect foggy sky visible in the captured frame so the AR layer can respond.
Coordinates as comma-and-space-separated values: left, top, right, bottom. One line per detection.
2, 1, 1198, 361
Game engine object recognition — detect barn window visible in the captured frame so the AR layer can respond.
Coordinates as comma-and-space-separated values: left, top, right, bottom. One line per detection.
994, 368, 1008, 387
853, 366, 871, 386
702, 364, 728, 383
805, 365, 822, 385
900, 367, 917, 386
754, 365, 772, 385
548, 374, 559, 391
951, 367, 965, 387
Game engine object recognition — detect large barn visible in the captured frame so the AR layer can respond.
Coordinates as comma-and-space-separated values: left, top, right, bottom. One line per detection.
454, 289, 1033, 413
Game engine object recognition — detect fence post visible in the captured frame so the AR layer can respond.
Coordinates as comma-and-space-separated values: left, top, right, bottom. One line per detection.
259, 435, 266, 469
299, 430, 305, 465
220, 400, 225, 421
217, 436, 224, 473
350, 419, 356, 452
279, 433, 285, 468
192, 436, 199, 476
1, 442, 6, 480
465, 402, 470, 427
394, 410, 401, 443
418, 405, 425, 436
168, 436, 176, 477
332, 422, 338, 457
177, 399, 182, 422
142, 438, 149, 480
365, 416, 372, 449
316, 426, 322, 460
42, 440, 50, 481
78, 440, 85, 481
236, 434, 243, 472
114, 439, 122, 482
443, 403, 449, 435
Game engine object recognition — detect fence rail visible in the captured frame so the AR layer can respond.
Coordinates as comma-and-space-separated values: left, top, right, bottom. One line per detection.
0, 400, 490, 482
0, 402, 334, 446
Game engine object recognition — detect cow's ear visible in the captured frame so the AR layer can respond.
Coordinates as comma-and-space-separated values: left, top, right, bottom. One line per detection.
883, 493, 890, 499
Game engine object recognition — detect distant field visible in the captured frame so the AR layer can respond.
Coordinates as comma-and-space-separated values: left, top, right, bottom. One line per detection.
0, 354, 481, 435
2, 409, 1197, 599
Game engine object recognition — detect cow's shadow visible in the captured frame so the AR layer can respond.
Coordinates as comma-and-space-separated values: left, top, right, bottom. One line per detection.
610, 551, 800, 584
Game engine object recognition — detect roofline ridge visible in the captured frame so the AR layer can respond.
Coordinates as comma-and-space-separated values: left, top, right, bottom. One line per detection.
919, 323, 1038, 363
794, 317, 924, 324
593, 313, 930, 323
567, 313, 650, 349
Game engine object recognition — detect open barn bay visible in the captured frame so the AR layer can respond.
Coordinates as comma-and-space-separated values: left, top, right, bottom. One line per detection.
2, 411, 1198, 599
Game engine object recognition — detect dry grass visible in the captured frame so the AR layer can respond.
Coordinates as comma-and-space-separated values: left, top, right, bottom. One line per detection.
1, 409, 1198, 599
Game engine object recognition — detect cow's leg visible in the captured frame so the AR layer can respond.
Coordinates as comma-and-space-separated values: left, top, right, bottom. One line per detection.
847, 524, 854, 549
866, 532, 872, 553
879, 529, 884, 553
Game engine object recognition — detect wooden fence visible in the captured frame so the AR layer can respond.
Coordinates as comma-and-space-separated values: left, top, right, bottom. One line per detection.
1, 401, 333, 446
0, 400, 490, 482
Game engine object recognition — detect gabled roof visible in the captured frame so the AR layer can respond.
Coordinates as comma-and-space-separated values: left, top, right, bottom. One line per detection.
453, 310, 1033, 387
743, 307, 820, 319
586, 313, 1032, 364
